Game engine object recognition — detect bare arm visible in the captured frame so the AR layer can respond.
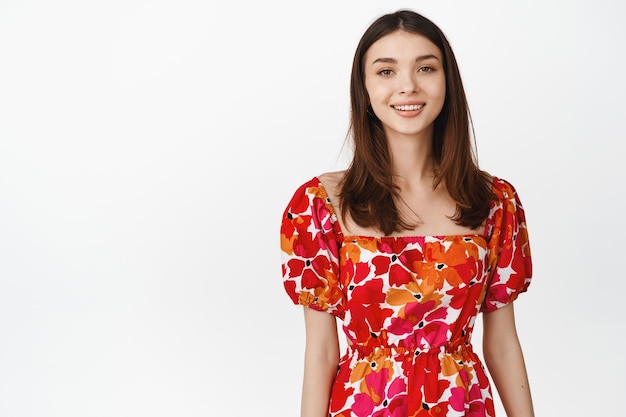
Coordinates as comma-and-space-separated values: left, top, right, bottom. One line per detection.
301, 308, 340, 417
482, 303, 535, 417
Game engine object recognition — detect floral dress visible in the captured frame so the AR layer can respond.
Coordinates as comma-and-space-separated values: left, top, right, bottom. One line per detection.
280, 177, 532, 417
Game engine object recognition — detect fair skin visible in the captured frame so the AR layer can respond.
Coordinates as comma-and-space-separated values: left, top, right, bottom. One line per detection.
300, 308, 340, 417
301, 30, 534, 417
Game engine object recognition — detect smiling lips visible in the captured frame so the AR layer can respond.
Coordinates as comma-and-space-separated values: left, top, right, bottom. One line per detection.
392, 104, 424, 111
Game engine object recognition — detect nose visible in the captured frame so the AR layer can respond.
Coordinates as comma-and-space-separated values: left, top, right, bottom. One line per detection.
398, 71, 418, 94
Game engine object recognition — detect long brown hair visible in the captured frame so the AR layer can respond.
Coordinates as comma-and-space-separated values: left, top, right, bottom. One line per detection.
340, 9, 495, 235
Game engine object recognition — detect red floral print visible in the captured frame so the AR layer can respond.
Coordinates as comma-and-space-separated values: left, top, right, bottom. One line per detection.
281, 177, 532, 416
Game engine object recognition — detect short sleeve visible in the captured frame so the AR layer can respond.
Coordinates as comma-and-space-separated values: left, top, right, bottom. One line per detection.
280, 178, 346, 319
481, 178, 532, 313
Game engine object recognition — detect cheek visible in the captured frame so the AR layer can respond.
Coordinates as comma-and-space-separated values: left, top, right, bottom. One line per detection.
436, 77, 447, 100
364, 78, 388, 102
367, 87, 389, 110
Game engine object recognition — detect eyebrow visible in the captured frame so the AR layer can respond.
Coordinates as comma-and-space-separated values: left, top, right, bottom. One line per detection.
371, 54, 440, 65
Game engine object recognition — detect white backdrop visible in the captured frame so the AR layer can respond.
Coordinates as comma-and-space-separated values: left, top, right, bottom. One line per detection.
1, 0, 624, 416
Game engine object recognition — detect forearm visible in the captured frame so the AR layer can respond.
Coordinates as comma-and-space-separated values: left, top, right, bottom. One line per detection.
300, 348, 339, 417
483, 304, 534, 417
300, 308, 340, 417
485, 339, 534, 416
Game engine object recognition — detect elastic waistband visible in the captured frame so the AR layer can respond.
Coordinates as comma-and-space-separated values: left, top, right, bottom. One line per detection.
347, 338, 473, 359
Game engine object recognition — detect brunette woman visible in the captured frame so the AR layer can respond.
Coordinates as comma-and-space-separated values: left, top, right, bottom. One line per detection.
281, 9, 535, 417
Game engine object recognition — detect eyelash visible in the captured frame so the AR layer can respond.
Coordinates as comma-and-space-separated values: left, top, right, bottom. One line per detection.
377, 66, 435, 77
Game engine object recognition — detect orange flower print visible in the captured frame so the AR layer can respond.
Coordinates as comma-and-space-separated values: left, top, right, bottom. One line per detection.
281, 177, 530, 416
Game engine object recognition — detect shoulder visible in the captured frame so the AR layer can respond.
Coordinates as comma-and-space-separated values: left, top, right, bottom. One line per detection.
491, 176, 522, 202
284, 173, 343, 218
288, 170, 345, 196
484, 176, 527, 237
282, 174, 344, 244
317, 171, 345, 197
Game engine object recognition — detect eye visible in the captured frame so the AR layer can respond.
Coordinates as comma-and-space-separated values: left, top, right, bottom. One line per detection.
377, 69, 394, 77
418, 66, 434, 73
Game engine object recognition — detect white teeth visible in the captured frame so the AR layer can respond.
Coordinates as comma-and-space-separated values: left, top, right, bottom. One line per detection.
393, 104, 423, 111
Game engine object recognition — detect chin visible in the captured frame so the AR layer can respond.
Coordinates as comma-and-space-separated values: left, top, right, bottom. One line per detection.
389, 125, 434, 138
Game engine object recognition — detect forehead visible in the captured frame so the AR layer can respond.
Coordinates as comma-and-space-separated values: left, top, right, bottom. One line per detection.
365, 30, 442, 63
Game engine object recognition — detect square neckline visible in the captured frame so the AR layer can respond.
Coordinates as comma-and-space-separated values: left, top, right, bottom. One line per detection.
313, 176, 494, 243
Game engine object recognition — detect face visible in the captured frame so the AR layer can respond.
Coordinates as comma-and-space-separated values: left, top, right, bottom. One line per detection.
364, 30, 446, 142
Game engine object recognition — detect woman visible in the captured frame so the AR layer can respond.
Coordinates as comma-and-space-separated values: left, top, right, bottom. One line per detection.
280, 9, 534, 417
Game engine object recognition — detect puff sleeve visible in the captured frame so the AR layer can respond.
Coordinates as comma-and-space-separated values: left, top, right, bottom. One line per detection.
481, 178, 532, 313
280, 178, 346, 319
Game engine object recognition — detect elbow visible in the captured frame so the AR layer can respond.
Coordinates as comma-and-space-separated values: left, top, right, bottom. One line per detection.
482, 334, 525, 373
482, 347, 501, 372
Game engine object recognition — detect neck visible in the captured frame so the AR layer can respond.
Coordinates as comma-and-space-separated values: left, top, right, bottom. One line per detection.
387, 131, 436, 185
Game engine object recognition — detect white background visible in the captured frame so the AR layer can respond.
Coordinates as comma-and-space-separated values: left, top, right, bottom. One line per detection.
1, 0, 624, 416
